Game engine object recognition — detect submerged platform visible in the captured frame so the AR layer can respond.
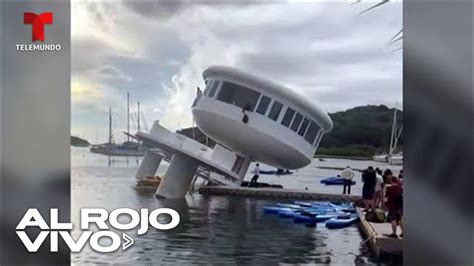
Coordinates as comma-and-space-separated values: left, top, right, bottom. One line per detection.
356, 207, 402, 258
198, 186, 361, 202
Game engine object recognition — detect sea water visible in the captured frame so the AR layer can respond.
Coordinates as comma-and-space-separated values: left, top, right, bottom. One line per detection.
72, 147, 401, 265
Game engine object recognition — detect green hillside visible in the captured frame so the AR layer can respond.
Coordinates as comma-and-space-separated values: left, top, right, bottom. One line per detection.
317, 105, 403, 157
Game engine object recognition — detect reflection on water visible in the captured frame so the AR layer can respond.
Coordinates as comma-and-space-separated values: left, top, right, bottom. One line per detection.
72, 147, 394, 265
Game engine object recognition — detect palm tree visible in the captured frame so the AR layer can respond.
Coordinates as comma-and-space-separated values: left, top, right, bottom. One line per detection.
353, 0, 402, 52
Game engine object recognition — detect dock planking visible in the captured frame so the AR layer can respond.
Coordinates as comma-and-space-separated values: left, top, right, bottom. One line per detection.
198, 185, 361, 203
356, 207, 402, 258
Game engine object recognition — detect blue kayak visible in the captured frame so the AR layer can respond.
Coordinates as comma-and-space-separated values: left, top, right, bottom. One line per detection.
293, 214, 316, 223
278, 210, 297, 218
325, 214, 359, 229
328, 203, 355, 212
302, 209, 343, 215
276, 203, 302, 209
298, 201, 355, 212
264, 201, 355, 220
263, 206, 294, 214
320, 176, 356, 185
331, 203, 353, 209
277, 207, 339, 218
294, 213, 340, 223
300, 208, 340, 215
300, 206, 339, 213
295, 200, 331, 205
293, 201, 315, 207
264, 205, 333, 216
314, 213, 340, 222
294, 201, 353, 213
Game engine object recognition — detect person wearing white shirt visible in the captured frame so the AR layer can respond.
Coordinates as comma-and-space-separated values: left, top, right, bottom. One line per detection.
249, 163, 260, 187
341, 166, 355, 195
374, 168, 385, 208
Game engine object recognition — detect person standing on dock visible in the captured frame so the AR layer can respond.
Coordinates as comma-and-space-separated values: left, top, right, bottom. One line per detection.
385, 176, 403, 238
361, 166, 376, 211
398, 170, 404, 185
341, 166, 355, 195
382, 169, 393, 184
374, 168, 385, 208
249, 163, 260, 187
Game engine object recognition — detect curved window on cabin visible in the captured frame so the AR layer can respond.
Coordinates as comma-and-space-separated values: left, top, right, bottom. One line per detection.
314, 130, 323, 147
304, 121, 320, 145
281, 107, 295, 127
290, 113, 303, 132
217, 81, 261, 111
256, 95, 271, 115
203, 79, 213, 96
268, 101, 283, 121
209, 81, 220, 98
298, 118, 310, 136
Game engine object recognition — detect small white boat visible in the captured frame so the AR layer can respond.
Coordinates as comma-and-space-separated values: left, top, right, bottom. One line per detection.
389, 153, 403, 165
373, 105, 403, 165
372, 154, 388, 162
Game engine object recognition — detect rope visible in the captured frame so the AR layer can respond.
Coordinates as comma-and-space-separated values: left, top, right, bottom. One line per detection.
360, 235, 373, 246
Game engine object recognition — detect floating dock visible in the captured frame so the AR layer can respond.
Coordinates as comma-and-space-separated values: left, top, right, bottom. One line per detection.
356, 207, 402, 258
198, 186, 361, 202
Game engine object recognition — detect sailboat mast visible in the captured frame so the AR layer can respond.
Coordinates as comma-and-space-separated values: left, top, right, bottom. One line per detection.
137, 102, 141, 132
127, 92, 130, 142
392, 126, 403, 153
389, 106, 397, 155
108, 107, 112, 145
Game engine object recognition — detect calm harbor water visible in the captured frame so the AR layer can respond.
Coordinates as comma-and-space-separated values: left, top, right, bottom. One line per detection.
72, 147, 401, 265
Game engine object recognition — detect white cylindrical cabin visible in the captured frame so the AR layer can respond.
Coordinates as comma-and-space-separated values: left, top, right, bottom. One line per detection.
192, 66, 333, 169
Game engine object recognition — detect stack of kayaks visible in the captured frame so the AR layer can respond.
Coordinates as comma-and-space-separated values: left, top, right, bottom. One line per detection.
262, 201, 358, 229
320, 176, 356, 185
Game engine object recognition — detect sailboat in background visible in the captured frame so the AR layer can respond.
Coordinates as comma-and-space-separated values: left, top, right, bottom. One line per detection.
373, 106, 403, 165
89, 93, 146, 156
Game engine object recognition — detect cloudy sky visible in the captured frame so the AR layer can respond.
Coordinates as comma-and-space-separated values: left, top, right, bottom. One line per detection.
71, 1, 402, 144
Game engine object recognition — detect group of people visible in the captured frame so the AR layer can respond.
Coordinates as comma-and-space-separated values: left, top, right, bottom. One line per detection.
360, 167, 402, 208
341, 165, 403, 238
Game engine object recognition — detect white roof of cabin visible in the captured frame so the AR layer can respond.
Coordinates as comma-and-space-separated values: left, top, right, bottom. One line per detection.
203, 66, 333, 132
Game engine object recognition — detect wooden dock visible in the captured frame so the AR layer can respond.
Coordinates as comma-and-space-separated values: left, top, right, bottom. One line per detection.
356, 207, 402, 258
198, 186, 361, 203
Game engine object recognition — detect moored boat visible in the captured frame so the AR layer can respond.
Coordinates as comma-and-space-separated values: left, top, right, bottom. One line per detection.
320, 176, 356, 185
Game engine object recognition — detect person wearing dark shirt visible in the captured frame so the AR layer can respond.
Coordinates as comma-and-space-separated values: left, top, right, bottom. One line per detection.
361, 166, 376, 211
398, 170, 403, 185
385, 176, 403, 238
382, 168, 393, 184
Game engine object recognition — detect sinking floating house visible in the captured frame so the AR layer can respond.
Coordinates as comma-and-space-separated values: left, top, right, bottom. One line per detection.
134, 66, 333, 198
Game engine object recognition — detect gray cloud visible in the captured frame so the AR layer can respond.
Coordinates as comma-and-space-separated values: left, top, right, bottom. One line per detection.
121, 1, 262, 20
96, 65, 132, 82
85, 2, 109, 31
72, 1, 402, 142
122, 2, 186, 20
